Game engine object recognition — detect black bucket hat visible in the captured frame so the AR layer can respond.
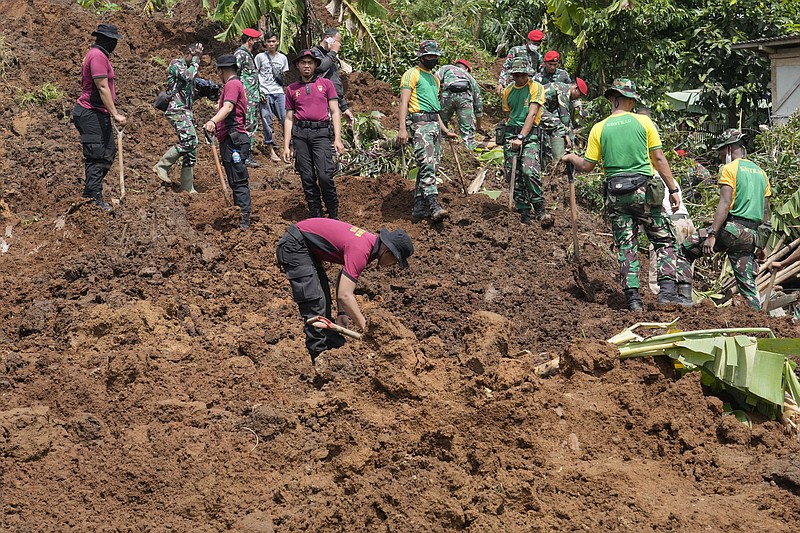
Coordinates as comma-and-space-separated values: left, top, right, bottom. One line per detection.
379, 228, 413, 269
215, 54, 237, 68
293, 49, 322, 67
92, 23, 123, 40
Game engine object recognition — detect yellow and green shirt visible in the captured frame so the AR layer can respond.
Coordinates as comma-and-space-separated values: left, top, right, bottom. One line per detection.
585, 112, 661, 177
400, 66, 440, 113
502, 80, 545, 128
719, 159, 771, 222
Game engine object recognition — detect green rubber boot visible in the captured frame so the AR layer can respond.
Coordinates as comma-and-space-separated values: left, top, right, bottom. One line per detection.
153, 146, 181, 184
179, 166, 197, 193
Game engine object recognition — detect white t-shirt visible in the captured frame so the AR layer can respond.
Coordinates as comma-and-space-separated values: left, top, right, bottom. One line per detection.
255, 51, 289, 96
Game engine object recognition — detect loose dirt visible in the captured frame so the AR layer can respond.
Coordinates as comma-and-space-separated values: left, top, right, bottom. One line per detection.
2, 1, 800, 531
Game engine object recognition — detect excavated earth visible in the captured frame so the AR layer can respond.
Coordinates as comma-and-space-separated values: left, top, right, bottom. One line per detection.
2, 1, 800, 531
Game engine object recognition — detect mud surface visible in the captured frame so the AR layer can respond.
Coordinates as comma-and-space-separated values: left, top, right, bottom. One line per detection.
2, 1, 800, 531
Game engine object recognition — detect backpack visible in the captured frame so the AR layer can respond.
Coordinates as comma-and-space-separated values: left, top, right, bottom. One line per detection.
153, 90, 174, 112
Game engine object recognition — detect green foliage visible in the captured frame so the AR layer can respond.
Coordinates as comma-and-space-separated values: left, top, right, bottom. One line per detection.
337, 111, 409, 177
143, 0, 180, 16
150, 55, 168, 68
573, 172, 605, 213
76, 0, 121, 14
15, 82, 66, 106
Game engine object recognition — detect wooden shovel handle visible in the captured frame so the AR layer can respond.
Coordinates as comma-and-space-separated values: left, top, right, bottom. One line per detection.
306, 315, 363, 340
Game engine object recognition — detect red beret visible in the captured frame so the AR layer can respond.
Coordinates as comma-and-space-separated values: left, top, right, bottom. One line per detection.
528, 30, 544, 43
543, 50, 560, 62
455, 59, 471, 72
575, 77, 588, 96
242, 28, 262, 38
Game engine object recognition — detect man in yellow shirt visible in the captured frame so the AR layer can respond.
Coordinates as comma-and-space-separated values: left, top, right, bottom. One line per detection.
398, 40, 457, 223
502, 58, 547, 225
562, 78, 692, 311
680, 129, 771, 310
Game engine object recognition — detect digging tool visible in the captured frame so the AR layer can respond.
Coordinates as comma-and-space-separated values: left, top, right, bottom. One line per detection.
507, 152, 518, 211
306, 315, 363, 340
65, 198, 94, 215
763, 269, 777, 315
116, 126, 125, 201
447, 138, 468, 196
567, 162, 590, 299
204, 130, 231, 207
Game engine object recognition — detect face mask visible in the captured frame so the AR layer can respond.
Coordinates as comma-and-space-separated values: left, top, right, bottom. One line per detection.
725, 148, 732, 164
96, 36, 117, 54
527, 43, 539, 52
421, 57, 439, 70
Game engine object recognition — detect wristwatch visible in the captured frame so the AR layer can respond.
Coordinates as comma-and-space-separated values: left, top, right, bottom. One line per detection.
516, 133, 524, 140
707, 228, 716, 237
668, 187, 679, 194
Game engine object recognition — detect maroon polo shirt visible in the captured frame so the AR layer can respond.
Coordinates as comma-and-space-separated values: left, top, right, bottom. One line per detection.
285, 76, 337, 122
77, 46, 115, 113
295, 218, 379, 281
215, 76, 248, 141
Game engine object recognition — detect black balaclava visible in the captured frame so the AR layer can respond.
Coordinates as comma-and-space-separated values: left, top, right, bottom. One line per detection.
420, 57, 439, 70
95, 35, 118, 54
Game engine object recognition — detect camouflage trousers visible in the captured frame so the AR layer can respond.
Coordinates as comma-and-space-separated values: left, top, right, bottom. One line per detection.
503, 132, 542, 211
608, 188, 691, 290
539, 121, 566, 168
681, 220, 760, 310
440, 91, 477, 150
410, 120, 442, 198
244, 87, 260, 142
165, 108, 198, 167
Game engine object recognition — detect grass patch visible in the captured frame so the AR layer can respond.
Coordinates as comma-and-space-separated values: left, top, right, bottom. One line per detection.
15, 82, 66, 106
0, 34, 16, 74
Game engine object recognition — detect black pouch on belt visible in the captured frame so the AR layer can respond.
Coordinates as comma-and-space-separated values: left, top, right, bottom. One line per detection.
606, 173, 649, 195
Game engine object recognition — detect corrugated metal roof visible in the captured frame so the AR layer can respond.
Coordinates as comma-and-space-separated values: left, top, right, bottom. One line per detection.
733, 35, 800, 50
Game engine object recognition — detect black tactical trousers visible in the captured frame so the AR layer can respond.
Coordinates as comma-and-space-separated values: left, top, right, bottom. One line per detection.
292, 124, 338, 217
220, 133, 252, 215
276, 225, 345, 361
73, 104, 116, 199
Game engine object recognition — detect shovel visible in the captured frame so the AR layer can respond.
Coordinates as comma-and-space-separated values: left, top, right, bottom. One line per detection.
567, 162, 591, 299
306, 315, 363, 340
447, 137, 468, 196
204, 129, 231, 207
115, 125, 125, 202
508, 152, 518, 211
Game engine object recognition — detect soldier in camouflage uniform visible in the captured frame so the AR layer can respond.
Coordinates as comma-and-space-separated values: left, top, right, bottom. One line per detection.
496, 29, 544, 95
234, 28, 261, 167
501, 58, 548, 225
153, 43, 204, 192
533, 50, 572, 85
398, 40, 458, 223
680, 129, 771, 310
436, 59, 483, 150
563, 79, 693, 311
539, 77, 587, 166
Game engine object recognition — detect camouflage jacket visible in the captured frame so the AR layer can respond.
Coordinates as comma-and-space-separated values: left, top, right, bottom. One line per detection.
436, 64, 483, 117
497, 45, 542, 87
166, 56, 199, 111
540, 82, 572, 136
234, 45, 260, 100
533, 67, 571, 86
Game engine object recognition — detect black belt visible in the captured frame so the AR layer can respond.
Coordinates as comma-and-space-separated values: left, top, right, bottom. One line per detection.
410, 112, 439, 123
444, 86, 470, 93
295, 120, 330, 129
506, 125, 523, 135
727, 214, 760, 230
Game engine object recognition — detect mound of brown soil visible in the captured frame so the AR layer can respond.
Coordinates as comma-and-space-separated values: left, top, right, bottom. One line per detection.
1, 1, 799, 531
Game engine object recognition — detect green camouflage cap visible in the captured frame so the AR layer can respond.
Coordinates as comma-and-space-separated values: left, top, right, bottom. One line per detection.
604, 78, 641, 101
416, 40, 444, 58
713, 128, 745, 150
508, 57, 531, 75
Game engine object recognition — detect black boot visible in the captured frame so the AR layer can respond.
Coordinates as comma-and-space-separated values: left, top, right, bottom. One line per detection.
520, 209, 531, 225
309, 205, 324, 218
427, 194, 449, 222
239, 211, 250, 230
624, 288, 644, 312
677, 282, 693, 301
91, 195, 113, 213
533, 203, 546, 220
411, 196, 427, 223
657, 280, 693, 307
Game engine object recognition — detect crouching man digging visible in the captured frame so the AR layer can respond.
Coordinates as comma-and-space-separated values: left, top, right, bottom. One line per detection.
276, 218, 414, 366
